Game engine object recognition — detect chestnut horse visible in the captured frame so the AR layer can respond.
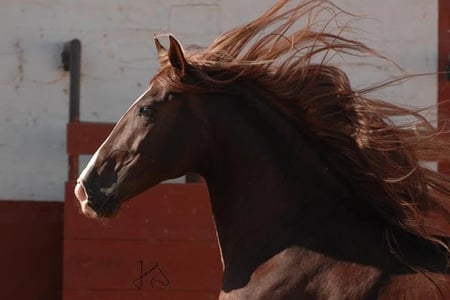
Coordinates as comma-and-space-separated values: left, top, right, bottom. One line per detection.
75, 1, 450, 299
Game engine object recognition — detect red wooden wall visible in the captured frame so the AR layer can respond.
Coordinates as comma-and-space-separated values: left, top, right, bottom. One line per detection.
0, 201, 63, 300
439, 0, 450, 173
438, 0, 450, 108
63, 122, 222, 300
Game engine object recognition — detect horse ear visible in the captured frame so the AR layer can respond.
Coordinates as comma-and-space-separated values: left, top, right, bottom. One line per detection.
168, 35, 188, 75
154, 36, 167, 66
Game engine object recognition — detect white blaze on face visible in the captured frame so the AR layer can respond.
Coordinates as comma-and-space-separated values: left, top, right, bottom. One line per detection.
75, 87, 152, 216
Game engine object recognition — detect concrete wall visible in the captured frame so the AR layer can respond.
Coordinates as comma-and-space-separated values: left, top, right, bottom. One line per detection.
0, 0, 438, 201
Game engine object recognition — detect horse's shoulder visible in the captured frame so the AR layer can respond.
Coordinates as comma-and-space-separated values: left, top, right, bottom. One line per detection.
377, 272, 450, 300
221, 247, 384, 300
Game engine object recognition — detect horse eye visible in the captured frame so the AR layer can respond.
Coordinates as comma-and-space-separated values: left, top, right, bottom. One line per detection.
138, 105, 156, 120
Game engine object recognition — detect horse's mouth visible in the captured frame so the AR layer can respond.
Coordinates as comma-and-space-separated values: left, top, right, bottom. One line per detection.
74, 182, 121, 218
79, 199, 98, 218
80, 197, 121, 219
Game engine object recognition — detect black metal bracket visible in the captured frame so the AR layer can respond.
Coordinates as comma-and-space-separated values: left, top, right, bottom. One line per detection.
62, 39, 81, 123
62, 39, 81, 181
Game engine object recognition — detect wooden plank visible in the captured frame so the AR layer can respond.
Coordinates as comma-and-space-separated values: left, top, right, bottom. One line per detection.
64, 183, 217, 241
67, 122, 114, 155
0, 200, 62, 223
0, 201, 63, 300
438, 0, 450, 93
63, 240, 222, 291
64, 290, 218, 300
439, 0, 450, 174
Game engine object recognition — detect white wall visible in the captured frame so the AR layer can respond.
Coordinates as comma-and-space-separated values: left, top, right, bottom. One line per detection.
0, 0, 438, 201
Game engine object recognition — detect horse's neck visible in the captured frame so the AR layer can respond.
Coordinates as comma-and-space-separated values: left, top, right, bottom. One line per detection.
199, 93, 388, 288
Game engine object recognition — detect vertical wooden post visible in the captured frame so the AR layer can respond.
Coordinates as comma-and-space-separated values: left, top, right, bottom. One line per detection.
438, 1, 450, 174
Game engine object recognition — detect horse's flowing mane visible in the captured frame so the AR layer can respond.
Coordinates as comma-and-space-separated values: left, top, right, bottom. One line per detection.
155, 0, 450, 267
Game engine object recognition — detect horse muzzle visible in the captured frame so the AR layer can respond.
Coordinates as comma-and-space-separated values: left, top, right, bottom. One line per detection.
74, 182, 99, 218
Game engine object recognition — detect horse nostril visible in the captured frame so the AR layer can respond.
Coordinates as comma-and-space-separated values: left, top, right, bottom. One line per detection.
74, 182, 87, 202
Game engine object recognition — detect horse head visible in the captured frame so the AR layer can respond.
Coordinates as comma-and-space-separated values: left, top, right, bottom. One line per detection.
74, 36, 206, 218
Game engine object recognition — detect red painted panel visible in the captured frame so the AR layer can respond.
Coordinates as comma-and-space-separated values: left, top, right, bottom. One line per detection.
63, 240, 222, 291
67, 122, 114, 155
64, 290, 218, 300
439, 0, 450, 174
63, 182, 222, 299
438, 0, 450, 92
0, 201, 63, 300
64, 183, 217, 241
